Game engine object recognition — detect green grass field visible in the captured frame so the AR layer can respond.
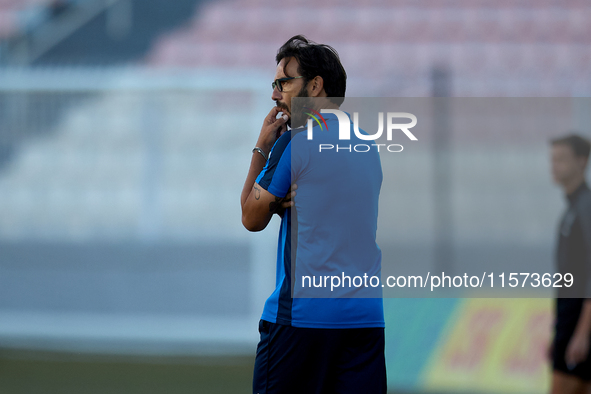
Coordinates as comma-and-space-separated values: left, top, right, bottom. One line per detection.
0, 348, 256, 394
0, 347, 419, 393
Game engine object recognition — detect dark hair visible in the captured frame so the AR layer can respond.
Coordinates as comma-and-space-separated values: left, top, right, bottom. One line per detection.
276, 35, 346, 106
551, 134, 591, 159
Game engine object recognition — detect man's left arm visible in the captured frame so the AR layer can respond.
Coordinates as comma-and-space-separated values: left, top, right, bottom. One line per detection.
566, 301, 591, 367
566, 199, 591, 366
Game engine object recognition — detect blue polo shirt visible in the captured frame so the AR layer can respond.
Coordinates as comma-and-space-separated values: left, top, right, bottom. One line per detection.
255, 112, 384, 328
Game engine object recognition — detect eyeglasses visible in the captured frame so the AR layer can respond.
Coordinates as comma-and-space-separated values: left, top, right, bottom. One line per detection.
272, 76, 304, 92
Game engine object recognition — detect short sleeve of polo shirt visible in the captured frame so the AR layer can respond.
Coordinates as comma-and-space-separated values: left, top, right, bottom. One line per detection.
255, 132, 292, 198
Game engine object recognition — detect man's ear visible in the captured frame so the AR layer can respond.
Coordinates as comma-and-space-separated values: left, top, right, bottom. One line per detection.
309, 76, 325, 97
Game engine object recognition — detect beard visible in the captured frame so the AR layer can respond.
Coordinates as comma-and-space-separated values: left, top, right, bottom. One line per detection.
278, 85, 311, 129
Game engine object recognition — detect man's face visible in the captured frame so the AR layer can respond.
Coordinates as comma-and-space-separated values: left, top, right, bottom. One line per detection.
272, 57, 308, 122
551, 143, 586, 186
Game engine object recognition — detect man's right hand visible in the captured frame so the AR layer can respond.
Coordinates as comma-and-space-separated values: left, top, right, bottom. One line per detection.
256, 107, 289, 156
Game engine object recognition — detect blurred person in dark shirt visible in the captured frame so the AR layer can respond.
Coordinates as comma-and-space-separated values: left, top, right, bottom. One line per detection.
550, 134, 591, 394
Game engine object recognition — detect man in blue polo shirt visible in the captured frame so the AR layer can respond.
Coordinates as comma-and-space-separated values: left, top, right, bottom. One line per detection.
240, 35, 386, 394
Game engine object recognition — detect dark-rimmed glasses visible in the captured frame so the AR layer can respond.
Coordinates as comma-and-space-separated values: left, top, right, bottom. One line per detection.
272, 76, 304, 92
